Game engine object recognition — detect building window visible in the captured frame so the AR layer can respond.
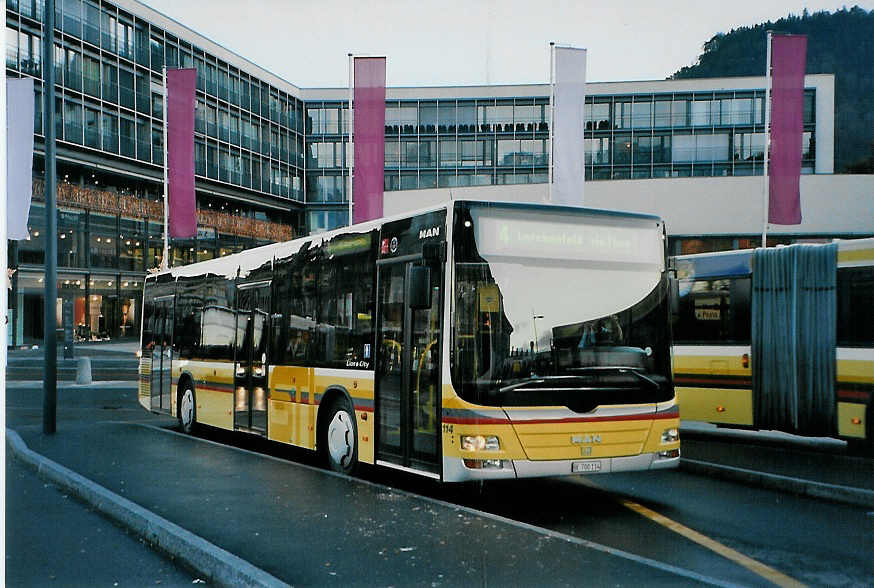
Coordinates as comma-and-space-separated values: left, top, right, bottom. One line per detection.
101, 111, 119, 153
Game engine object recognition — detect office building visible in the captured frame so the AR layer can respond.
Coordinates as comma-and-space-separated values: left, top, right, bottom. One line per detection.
6, 0, 870, 347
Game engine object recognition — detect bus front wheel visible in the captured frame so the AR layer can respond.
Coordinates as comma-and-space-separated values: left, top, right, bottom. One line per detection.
178, 383, 197, 435
322, 398, 358, 475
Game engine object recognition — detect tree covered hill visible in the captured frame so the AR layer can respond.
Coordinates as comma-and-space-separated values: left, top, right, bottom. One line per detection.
672, 6, 874, 173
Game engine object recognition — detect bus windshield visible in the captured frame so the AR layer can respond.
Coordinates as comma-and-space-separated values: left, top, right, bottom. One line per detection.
451, 203, 674, 411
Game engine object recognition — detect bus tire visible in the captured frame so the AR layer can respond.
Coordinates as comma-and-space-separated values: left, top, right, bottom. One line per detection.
321, 397, 358, 475
178, 381, 197, 435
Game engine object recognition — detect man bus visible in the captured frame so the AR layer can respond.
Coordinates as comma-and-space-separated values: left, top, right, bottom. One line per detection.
139, 200, 680, 482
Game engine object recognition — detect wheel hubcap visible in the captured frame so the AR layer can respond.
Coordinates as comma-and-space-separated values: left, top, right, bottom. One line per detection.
181, 389, 194, 428
327, 410, 354, 467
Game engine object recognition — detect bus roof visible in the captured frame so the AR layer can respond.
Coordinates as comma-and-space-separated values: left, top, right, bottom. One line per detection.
148, 199, 665, 282
673, 236, 874, 279
675, 249, 753, 280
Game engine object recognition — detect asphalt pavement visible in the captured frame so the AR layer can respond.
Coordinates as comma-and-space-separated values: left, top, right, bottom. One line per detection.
6, 344, 874, 586
5, 449, 199, 588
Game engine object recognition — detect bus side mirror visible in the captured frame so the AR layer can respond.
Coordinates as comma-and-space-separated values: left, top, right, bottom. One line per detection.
408, 265, 431, 310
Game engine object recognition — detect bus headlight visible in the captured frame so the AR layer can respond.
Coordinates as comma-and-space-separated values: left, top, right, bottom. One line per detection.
460, 435, 500, 452
463, 458, 504, 469
661, 428, 679, 444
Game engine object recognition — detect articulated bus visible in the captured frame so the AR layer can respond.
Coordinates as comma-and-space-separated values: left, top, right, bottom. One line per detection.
139, 200, 680, 482
672, 238, 874, 446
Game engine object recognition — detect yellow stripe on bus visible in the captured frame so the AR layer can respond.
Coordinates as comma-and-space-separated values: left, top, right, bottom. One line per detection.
675, 387, 754, 426
837, 247, 874, 265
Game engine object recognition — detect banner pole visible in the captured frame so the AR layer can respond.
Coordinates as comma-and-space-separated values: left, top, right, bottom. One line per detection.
162, 66, 170, 268
547, 42, 555, 203
762, 31, 772, 247
348, 53, 353, 226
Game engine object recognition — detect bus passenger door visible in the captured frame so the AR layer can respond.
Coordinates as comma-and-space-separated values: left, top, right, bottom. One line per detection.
150, 297, 174, 413
376, 260, 442, 476
234, 282, 271, 435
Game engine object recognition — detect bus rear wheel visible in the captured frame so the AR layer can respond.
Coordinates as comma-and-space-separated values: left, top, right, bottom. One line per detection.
322, 398, 358, 475
178, 383, 197, 435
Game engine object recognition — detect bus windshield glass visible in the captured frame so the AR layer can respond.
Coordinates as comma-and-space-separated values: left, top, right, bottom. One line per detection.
451, 203, 673, 411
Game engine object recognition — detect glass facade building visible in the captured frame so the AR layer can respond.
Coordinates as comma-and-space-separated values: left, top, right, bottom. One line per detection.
6, 0, 830, 347
6, 0, 305, 345
305, 89, 816, 226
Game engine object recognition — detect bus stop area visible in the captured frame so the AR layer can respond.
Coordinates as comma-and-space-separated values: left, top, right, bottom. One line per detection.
7, 411, 708, 586
5, 348, 874, 586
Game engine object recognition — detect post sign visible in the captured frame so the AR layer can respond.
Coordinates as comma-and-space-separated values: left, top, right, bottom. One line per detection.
62, 295, 74, 359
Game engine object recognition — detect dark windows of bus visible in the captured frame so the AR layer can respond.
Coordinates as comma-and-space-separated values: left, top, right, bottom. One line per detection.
837, 267, 874, 347
673, 277, 751, 344
175, 276, 204, 360
272, 230, 377, 368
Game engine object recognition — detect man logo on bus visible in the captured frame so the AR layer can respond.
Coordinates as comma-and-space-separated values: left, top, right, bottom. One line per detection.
418, 227, 440, 239
572, 434, 602, 444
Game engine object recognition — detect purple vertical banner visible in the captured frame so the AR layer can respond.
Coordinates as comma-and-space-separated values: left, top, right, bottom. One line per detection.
769, 35, 806, 225
167, 68, 197, 238
353, 57, 386, 224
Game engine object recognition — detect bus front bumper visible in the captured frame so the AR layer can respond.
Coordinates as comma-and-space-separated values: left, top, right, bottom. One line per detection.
442, 450, 680, 482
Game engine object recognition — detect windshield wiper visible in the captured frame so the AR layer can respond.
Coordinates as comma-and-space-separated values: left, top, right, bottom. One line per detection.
567, 366, 661, 391
499, 378, 545, 393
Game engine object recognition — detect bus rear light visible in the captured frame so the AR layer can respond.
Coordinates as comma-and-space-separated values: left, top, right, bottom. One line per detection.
851, 417, 862, 425
742, 353, 750, 368
716, 406, 726, 413
660, 428, 679, 443
463, 459, 504, 469
657, 449, 680, 460
461, 435, 500, 452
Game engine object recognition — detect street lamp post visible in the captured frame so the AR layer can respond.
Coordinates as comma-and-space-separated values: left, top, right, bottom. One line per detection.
532, 314, 544, 353
42, 0, 58, 434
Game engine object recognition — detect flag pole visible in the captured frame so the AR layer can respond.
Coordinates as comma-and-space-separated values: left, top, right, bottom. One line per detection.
547, 42, 555, 203
761, 31, 772, 247
162, 66, 170, 269
348, 53, 354, 226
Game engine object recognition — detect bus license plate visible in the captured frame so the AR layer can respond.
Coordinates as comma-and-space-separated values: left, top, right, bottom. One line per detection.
572, 461, 602, 473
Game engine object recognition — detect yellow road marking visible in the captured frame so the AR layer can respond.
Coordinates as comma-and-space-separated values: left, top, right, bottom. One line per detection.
572, 478, 805, 588
619, 499, 805, 588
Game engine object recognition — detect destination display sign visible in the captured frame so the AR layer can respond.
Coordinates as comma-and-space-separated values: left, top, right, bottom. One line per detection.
470, 207, 663, 269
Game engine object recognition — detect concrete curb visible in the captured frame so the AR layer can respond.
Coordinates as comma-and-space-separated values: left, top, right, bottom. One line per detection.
6, 428, 290, 588
681, 458, 874, 509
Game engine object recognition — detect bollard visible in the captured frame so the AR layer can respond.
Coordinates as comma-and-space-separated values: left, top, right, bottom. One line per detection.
76, 357, 92, 385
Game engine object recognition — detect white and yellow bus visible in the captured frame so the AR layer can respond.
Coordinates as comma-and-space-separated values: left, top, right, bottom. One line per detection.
139, 200, 680, 482
672, 237, 874, 446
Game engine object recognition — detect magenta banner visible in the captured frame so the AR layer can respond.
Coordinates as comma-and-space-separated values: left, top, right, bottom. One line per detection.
769, 35, 806, 225
353, 57, 386, 224
167, 68, 197, 238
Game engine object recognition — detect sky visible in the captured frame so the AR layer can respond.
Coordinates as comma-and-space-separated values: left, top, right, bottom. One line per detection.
139, 0, 874, 88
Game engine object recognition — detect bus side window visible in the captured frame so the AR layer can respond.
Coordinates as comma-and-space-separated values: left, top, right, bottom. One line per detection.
674, 277, 750, 344
837, 267, 874, 346
142, 292, 155, 350
729, 277, 751, 342
175, 276, 204, 360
